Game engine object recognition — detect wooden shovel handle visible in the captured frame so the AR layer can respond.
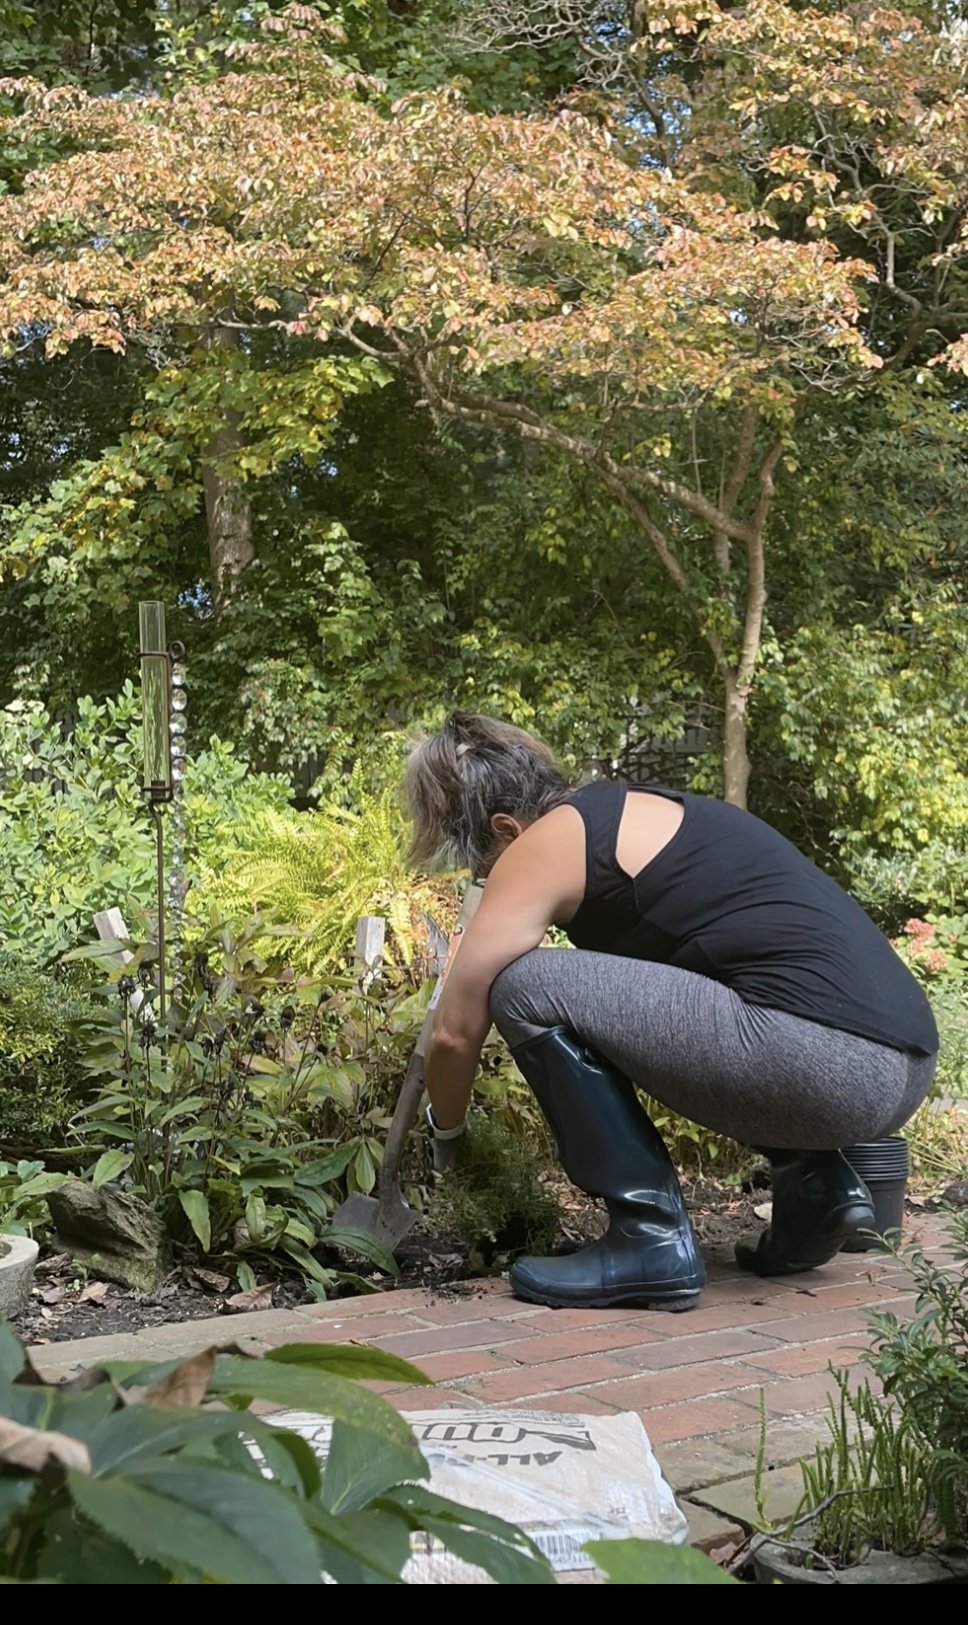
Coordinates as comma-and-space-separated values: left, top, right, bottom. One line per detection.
377, 882, 484, 1211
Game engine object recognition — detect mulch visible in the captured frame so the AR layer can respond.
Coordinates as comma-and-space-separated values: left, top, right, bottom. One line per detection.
12, 1173, 952, 1347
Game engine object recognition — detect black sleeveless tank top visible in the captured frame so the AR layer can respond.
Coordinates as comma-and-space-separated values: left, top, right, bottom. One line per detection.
564, 780, 938, 1057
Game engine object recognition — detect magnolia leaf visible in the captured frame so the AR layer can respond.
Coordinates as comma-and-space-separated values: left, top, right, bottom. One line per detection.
224, 1283, 274, 1313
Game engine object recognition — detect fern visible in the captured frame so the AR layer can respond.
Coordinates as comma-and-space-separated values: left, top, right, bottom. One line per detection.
194, 787, 457, 976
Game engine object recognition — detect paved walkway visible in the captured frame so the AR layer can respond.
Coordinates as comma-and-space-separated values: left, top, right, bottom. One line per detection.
29, 1213, 949, 1554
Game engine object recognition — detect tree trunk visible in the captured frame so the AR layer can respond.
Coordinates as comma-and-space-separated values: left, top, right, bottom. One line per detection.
722, 674, 751, 809
201, 325, 254, 605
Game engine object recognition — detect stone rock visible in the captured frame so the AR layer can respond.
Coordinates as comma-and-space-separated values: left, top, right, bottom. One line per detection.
0, 1233, 40, 1317
47, 1180, 170, 1292
941, 1181, 968, 1209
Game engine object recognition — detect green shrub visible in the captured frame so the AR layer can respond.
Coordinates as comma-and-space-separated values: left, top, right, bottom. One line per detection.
0, 953, 93, 1147
0, 690, 289, 967
428, 1114, 560, 1262
70, 917, 411, 1295
0, 1321, 551, 1585
892, 915, 968, 1100
0, 1160, 64, 1237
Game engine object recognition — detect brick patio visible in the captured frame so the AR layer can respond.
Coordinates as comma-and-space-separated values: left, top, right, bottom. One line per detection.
28, 1212, 948, 1555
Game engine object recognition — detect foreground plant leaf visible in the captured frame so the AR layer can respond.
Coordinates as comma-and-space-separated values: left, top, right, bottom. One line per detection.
263, 1342, 429, 1386
321, 1421, 428, 1515
68, 1462, 323, 1585
585, 1537, 739, 1585
376, 1484, 554, 1585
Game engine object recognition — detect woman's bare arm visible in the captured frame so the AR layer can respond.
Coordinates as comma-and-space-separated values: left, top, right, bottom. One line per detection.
425, 805, 584, 1130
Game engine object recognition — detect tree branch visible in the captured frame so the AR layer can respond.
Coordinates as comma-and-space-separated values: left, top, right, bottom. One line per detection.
713, 404, 758, 577
736, 435, 783, 694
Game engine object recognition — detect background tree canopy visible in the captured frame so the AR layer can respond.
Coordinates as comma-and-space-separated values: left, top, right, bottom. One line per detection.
0, 0, 965, 918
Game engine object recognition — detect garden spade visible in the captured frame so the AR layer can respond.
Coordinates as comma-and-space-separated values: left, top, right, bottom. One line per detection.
331, 879, 484, 1254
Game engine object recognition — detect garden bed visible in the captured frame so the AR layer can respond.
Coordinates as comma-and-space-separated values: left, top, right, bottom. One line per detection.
10, 1176, 793, 1345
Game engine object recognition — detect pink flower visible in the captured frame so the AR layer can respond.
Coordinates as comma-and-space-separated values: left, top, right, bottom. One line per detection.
903, 918, 934, 940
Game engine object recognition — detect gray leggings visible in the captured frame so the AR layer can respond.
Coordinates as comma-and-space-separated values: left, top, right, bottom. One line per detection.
489, 950, 935, 1151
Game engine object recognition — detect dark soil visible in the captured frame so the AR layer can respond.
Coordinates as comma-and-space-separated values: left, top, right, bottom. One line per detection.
12, 1172, 924, 1348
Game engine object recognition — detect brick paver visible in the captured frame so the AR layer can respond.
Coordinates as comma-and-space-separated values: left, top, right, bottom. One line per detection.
24, 1212, 949, 1559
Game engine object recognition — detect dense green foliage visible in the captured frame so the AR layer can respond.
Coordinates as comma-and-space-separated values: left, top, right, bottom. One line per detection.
0, 954, 91, 1146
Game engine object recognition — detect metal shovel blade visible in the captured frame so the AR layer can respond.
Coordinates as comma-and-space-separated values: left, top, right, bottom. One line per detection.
330, 1189, 419, 1253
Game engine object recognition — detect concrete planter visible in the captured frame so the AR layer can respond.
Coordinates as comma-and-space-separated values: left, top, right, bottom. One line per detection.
0, 1233, 39, 1319
753, 1529, 968, 1586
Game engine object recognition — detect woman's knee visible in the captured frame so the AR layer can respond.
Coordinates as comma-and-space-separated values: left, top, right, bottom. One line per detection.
489, 949, 549, 1032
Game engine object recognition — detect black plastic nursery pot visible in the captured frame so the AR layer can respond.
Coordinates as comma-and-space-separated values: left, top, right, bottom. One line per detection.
840, 1136, 909, 1254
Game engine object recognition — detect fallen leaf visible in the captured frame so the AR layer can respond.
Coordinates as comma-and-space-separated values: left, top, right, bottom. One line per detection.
224, 1284, 274, 1313
58, 1366, 112, 1393
709, 1539, 743, 1566
0, 1416, 91, 1476
139, 1348, 216, 1408
35, 1253, 70, 1276
39, 1285, 64, 1306
189, 1267, 231, 1294
78, 1281, 110, 1304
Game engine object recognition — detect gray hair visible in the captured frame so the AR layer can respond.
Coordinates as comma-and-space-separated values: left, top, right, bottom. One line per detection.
405, 711, 571, 876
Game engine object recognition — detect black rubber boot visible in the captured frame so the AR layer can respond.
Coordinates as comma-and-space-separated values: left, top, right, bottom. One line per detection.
735, 1149, 874, 1276
507, 1027, 705, 1312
